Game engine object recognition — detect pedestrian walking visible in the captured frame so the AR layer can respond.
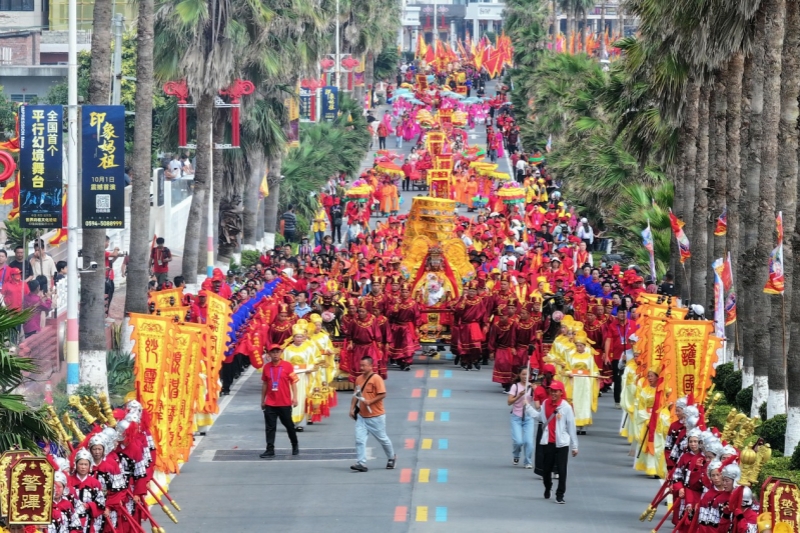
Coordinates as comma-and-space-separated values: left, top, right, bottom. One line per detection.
377, 121, 389, 150
349, 356, 396, 472
537, 381, 578, 504
508, 367, 535, 469
260, 344, 300, 458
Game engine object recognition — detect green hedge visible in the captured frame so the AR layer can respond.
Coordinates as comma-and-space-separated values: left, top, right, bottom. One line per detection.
713, 362, 734, 389
735, 385, 753, 414
757, 456, 799, 489
707, 400, 734, 433
723, 370, 742, 405
758, 414, 787, 454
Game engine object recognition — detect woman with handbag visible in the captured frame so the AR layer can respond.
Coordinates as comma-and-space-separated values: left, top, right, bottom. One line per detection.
507, 367, 536, 469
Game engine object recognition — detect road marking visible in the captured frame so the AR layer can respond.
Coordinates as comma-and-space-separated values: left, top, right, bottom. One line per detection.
421, 438, 433, 449
428, 389, 438, 398
441, 412, 450, 422
408, 411, 419, 421
418, 468, 430, 482
419, 355, 427, 361
444, 352, 454, 360
439, 439, 449, 450
415, 370, 424, 378
444, 370, 453, 378
400, 468, 412, 483
436, 507, 448, 522
442, 389, 451, 398
412, 388, 422, 398
416, 506, 428, 522
425, 411, 435, 421
430, 370, 439, 378
405, 438, 416, 449
437, 469, 448, 483
394, 506, 408, 522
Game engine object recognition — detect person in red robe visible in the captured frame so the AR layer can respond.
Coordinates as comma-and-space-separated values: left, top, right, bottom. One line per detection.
346, 303, 382, 381
69, 448, 106, 533
692, 460, 729, 533
267, 303, 295, 347
515, 304, 542, 374
387, 284, 422, 370
489, 303, 517, 391
671, 429, 706, 530
452, 280, 488, 371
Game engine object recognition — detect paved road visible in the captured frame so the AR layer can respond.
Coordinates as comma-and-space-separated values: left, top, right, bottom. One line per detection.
160, 87, 660, 531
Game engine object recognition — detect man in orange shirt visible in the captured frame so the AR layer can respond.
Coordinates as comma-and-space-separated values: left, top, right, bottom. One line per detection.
349, 355, 396, 472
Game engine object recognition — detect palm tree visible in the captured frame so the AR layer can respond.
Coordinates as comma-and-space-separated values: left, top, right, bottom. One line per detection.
0, 308, 58, 453
79, 0, 115, 394
125, 0, 155, 315
690, 82, 709, 307
782, 0, 800, 453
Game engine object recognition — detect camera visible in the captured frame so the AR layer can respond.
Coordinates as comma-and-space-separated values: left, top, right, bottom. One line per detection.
89, 261, 98, 270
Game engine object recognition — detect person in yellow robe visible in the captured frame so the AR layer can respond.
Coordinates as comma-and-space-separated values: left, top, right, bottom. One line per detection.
565, 331, 599, 434
632, 364, 669, 478
453, 173, 466, 207
465, 176, 478, 210
619, 353, 639, 442
282, 320, 322, 429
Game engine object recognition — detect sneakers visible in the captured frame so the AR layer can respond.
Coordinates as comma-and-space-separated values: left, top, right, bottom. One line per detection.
556, 496, 566, 504
259, 449, 275, 458
614, 403, 621, 409
292, 445, 299, 456
524, 464, 533, 469
350, 463, 368, 472
386, 456, 397, 469
513, 458, 520, 466
544, 488, 551, 499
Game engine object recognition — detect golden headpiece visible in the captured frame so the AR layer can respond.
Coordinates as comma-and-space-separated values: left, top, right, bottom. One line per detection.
292, 320, 308, 337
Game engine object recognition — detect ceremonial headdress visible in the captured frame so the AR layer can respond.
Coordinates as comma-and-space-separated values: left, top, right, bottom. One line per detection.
74, 448, 92, 467
309, 313, 322, 324
574, 331, 593, 345
647, 362, 662, 376
721, 463, 741, 482
676, 397, 688, 410
722, 444, 739, 458
278, 303, 290, 315
705, 440, 724, 459
706, 459, 722, 474
687, 427, 703, 440
467, 280, 479, 290
54, 471, 68, 488
292, 321, 308, 336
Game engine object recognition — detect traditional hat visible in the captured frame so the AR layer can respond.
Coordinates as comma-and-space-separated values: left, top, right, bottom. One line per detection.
721, 463, 741, 482
278, 303, 290, 315
574, 331, 594, 345
292, 321, 307, 336
467, 280, 479, 290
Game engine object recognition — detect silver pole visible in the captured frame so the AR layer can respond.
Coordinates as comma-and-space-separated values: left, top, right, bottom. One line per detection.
66, 0, 79, 393
335, 0, 341, 89
112, 14, 124, 106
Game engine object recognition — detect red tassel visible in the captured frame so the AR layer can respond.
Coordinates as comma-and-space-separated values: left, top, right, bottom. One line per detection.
328, 391, 338, 408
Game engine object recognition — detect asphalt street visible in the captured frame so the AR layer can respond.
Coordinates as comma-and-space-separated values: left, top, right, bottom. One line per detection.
161, 86, 660, 532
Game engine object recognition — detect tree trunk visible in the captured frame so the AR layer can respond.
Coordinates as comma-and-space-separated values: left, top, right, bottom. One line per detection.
243, 152, 266, 247
755, 0, 785, 418
713, 66, 728, 263
181, 93, 213, 284
672, 132, 686, 299
264, 152, 283, 235
79, 0, 114, 395
682, 79, 700, 302
691, 83, 710, 307
725, 52, 744, 362
582, 7, 588, 53
205, 121, 225, 273
125, 0, 154, 316
753, 0, 798, 418
741, 9, 767, 390
705, 83, 717, 308
566, 8, 573, 52
552, 0, 558, 48
364, 53, 375, 108
599, 1, 606, 57
782, 0, 800, 453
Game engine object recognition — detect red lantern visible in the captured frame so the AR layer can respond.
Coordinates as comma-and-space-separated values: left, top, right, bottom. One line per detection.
341, 56, 360, 71
163, 80, 190, 147
220, 79, 255, 147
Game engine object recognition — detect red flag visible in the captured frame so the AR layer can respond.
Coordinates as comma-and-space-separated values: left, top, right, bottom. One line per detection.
425, 42, 435, 64
668, 209, 691, 264
484, 52, 502, 78
714, 207, 727, 236
764, 211, 785, 295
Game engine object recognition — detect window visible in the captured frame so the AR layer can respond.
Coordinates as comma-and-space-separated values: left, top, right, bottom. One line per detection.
9, 94, 38, 103
0, 0, 34, 11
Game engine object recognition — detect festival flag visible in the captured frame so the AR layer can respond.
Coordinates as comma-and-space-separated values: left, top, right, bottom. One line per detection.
545, 135, 552, 153
712, 257, 726, 339
764, 211, 785, 295
424, 40, 435, 64
668, 208, 691, 264
723, 252, 737, 324
714, 206, 727, 236
416, 34, 427, 60
259, 173, 269, 200
641, 219, 657, 281
660, 319, 720, 407
484, 51, 503, 78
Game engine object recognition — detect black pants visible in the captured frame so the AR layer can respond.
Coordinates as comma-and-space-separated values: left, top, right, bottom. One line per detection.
221, 360, 235, 393
284, 230, 295, 243
612, 359, 623, 403
379, 137, 386, 149
332, 224, 342, 243
542, 443, 569, 498
263, 405, 298, 450
403, 177, 411, 191
534, 423, 545, 475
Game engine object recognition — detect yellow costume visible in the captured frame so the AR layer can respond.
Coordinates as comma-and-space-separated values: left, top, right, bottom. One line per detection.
566, 332, 599, 427
619, 357, 638, 441
631, 367, 670, 478
283, 321, 323, 425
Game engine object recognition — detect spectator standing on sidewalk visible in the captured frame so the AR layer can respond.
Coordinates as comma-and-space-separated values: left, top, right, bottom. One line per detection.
149, 237, 172, 286
377, 120, 389, 150
349, 356, 396, 472
280, 205, 298, 244
260, 345, 300, 458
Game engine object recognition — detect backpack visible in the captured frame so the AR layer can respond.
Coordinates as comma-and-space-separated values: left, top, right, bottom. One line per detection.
377, 123, 389, 137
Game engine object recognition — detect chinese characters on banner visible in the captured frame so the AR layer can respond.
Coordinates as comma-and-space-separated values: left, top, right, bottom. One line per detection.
200, 292, 233, 414
18, 105, 63, 229
7, 457, 55, 525
0, 450, 32, 518
81, 105, 125, 228
299, 87, 313, 121
761, 478, 800, 532
286, 94, 300, 148
660, 319, 721, 407
174, 323, 205, 462
322, 86, 338, 121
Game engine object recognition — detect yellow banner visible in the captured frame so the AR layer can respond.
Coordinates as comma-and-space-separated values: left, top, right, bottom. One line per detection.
130, 313, 175, 472
150, 288, 184, 310
176, 322, 206, 460
157, 306, 189, 321
202, 292, 233, 414
661, 319, 718, 406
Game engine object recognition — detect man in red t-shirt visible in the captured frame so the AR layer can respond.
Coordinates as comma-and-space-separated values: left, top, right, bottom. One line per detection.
260, 345, 299, 458
602, 309, 633, 408
149, 237, 172, 286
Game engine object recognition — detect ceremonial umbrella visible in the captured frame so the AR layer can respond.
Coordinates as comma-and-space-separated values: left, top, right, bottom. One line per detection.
375, 161, 405, 177
496, 183, 526, 204
346, 183, 373, 203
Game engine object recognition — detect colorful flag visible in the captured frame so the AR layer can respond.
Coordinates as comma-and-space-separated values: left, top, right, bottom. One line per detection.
714, 206, 727, 236
713, 252, 737, 325
545, 135, 552, 153
641, 219, 657, 280
417, 35, 427, 60
668, 209, 691, 264
764, 211, 785, 294
712, 257, 726, 339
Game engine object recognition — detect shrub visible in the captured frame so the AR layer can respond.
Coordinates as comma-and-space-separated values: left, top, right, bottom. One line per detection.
735, 386, 753, 414
707, 401, 734, 432
240, 250, 260, 269
106, 350, 134, 403
759, 401, 767, 422
758, 414, 788, 454
723, 370, 742, 404
790, 441, 800, 471
757, 456, 799, 491
713, 362, 734, 389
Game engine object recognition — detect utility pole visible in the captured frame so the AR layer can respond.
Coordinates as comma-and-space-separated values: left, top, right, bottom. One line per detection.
112, 14, 124, 106
335, 0, 341, 89
66, 0, 79, 393
433, 0, 437, 44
